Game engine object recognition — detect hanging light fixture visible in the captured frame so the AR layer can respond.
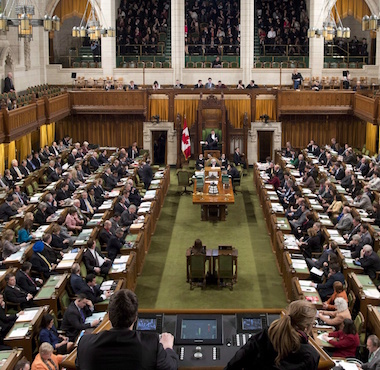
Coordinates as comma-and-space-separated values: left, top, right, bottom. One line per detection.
308, 2, 350, 41
72, 0, 115, 39
0, 0, 60, 40
362, 13, 380, 31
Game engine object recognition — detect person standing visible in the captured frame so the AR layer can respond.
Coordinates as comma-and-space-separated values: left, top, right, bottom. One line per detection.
4, 72, 15, 93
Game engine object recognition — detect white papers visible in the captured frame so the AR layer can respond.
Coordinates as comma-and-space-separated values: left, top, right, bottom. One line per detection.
333, 361, 362, 370
62, 252, 78, 260
364, 288, 380, 299
7, 327, 29, 338
113, 255, 129, 264
151, 180, 161, 185
100, 280, 114, 291
85, 312, 106, 325
310, 267, 324, 277
16, 308, 39, 322
107, 190, 120, 198
299, 280, 312, 287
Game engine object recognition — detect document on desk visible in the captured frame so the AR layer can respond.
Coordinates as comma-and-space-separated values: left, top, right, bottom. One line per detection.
114, 255, 129, 264
8, 326, 29, 338
333, 361, 359, 370
100, 280, 115, 291
16, 308, 40, 322
85, 312, 106, 324
364, 288, 380, 299
310, 267, 324, 277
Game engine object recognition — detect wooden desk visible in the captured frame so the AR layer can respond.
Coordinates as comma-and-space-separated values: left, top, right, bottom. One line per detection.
367, 305, 380, 339
94, 279, 125, 312
33, 273, 68, 316
292, 278, 323, 308
192, 178, 234, 221
108, 252, 137, 291
55, 249, 84, 274
0, 349, 24, 370
186, 248, 238, 282
4, 306, 48, 362
2, 244, 33, 269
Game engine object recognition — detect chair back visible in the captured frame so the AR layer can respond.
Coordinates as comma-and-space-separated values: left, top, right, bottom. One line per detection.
80, 261, 87, 277
348, 290, 356, 313
354, 312, 365, 345
217, 254, 234, 278
177, 170, 191, 186
59, 290, 71, 315
189, 254, 206, 280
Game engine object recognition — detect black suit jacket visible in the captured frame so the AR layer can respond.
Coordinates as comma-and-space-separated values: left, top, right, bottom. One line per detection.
83, 249, 106, 275
90, 157, 100, 170
4, 77, 14, 93
67, 154, 76, 166
30, 252, 51, 279
107, 236, 124, 261
103, 174, 117, 190
61, 302, 92, 341
20, 165, 30, 177
0, 202, 17, 221
98, 154, 108, 164
10, 167, 22, 181
70, 274, 87, 295
80, 284, 104, 304
16, 270, 38, 295
77, 328, 178, 370
48, 171, 59, 182
32, 157, 42, 169
3, 285, 29, 308
99, 229, 113, 246
0, 305, 16, 337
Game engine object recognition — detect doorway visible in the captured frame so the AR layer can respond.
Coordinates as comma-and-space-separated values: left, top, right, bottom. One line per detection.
152, 131, 167, 165
258, 131, 273, 162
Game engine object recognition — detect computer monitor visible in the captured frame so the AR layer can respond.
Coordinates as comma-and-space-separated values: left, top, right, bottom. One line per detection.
175, 314, 223, 345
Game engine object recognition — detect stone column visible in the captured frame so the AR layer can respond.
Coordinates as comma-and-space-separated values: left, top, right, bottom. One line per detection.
171, 0, 185, 82
377, 30, 380, 76
100, 0, 116, 76
308, 0, 324, 78
240, 0, 254, 84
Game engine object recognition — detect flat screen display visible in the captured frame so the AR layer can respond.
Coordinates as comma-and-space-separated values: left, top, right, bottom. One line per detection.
175, 315, 223, 345
136, 318, 157, 331
242, 318, 263, 331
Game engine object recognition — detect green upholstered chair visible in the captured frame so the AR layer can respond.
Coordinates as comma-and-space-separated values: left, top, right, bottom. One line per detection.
216, 253, 236, 290
202, 128, 222, 153
189, 254, 206, 290
177, 170, 193, 195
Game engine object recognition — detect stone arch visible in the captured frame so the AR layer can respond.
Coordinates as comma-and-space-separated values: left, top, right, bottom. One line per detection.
45, 0, 104, 21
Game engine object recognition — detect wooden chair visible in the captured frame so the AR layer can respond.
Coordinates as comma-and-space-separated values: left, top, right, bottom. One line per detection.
216, 253, 237, 290
189, 254, 206, 290
348, 290, 356, 314
177, 170, 193, 195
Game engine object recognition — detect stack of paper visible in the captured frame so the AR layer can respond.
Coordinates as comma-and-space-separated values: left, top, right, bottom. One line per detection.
16, 309, 39, 322
364, 288, 380, 299
100, 280, 115, 291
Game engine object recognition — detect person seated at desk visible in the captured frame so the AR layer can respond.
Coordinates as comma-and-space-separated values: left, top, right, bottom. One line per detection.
84, 240, 112, 276
14, 360, 31, 370
322, 319, 359, 358
1, 229, 21, 260
196, 154, 205, 170
3, 273, 34, 309
16, 261, 42, 295
80, 273, 111, 304
77, 289, 178, 370
228, 164, 240, 179
321, 281, 348, 311
30, 241, 57, 280
0, 194, 18, 221
0, 292, 17, 344
107, 228, 125, 261
61, 294, 100, 342
70, 263, 87, 294
98, 220, 114, 246
31, 342, 65, 370
317, 297, 351, 330
224, 300, 319, 370
206, 130, 219, 150
356, 245, 380, 281
80, 191, 96, 216
121, 204, 138, 228
297, 226, 322, 259
50, 224, 71, 252
39, 313, 74, 355
191, 239, 206, 255
41, 233, 63, 265
357, 335, 380, 370
311, 263, 345, 301
65, 207, 83, 232
34, 202, 55, 226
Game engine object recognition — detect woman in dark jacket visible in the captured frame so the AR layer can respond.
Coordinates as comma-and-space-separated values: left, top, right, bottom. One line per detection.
224, 300, 319, 370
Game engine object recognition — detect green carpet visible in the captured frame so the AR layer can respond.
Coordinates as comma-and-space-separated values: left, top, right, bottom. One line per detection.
135, 169, 287, 309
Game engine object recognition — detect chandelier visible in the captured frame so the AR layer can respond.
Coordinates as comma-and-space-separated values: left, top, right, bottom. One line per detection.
0, 0, 60, 40
72, 0, 115, 39
307, 1, 350, 41
362, 14, 380, 31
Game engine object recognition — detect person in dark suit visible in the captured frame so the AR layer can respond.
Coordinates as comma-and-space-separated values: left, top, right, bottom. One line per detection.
77, 289, 178, 370
206, 130, 219, 149
30, 241, 56, 279
128, 142, 139, 160
67, 149, 77, 166
19, 160, 30, 177
103, 168, 118, 190
359, 335, 380, 370
0, 292, 17, 341
311, 264, 345, 301
83, 240, 112, 276
194, 79, 204, 88
70, 263, 87, 295
121, 205, 138, 228
358, 245, 380, 280
4, 72, 15, 93
89, 154, 100, 170
98, 149, 109, 165
233, 147, 246, 169
16, 262, 42, 296
140, 161, 153, 189
128, 80, 139, 90
80, 274, 110, 304
61, 294, 100, 342
79, 191, 95, 215
47, 167, 60, 182
56, 184, 71, 203
0, 195, 18, 221
3, 273, 34, 309
32, 152, 42, 169
196, 154, 205, 170
107, 228, 125, 261
99, 221, 113, 246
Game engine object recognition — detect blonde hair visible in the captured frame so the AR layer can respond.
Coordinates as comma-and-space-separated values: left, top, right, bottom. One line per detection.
2, 229, 15, 242
39, 342, 53, 355
268, 300, 316, 365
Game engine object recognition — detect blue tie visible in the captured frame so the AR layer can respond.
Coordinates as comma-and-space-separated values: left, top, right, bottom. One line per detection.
80, 309, 86, 323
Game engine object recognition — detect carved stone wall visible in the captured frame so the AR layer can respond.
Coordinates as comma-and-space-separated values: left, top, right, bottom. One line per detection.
248, 121, 282, 164
143, 121, 177, 165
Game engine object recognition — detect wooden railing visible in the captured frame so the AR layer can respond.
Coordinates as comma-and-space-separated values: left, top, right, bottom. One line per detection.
45, 93, 70, 123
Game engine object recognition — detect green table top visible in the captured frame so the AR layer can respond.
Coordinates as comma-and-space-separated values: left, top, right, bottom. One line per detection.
345, 260, 364, 271
303, 291, 322, 305
44, 275, 61, 287
357, 274, 374, 287
0, 351, 12, 360
35, 286, 56, 299
125, 234, 138, 242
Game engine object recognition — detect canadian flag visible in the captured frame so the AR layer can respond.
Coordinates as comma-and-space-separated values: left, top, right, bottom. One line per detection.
181, 118, 191, 160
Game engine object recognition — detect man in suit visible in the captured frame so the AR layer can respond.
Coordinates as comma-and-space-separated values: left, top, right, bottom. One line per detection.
103, 168, 118, 190
9, 159, 24, 181
357, 245, 380, 280
99, 220, 113, 246
334, 163, 345, 181
121, 204, 138, 228
67, 149, 77, 166
233, 147, 246, 169
0, 174, 9, 191
358, 335, 380, 370
128, 80, 138, 90
77, 289, 178, 370
19, 160, 30, 177
343, 216, 361, 243
109, 213, 123, 235
194, 79, 203, 88
83, 240, 112, 276
3, 72, 15, 93
128, 142, 139, 160
98, 149, 109, 165
3, 273, 34, 309
80, 191, 95, 215
32, 152, 42, 169
206, 129, 219, 149
70, 263, 87, 295
140, 160, 153, 190
80, 274, 110, 304
307, 140, 320, 156
0, 195, 18, 221
107, 228, 125, 261
311, 264, 345, 301
13, 185, 28, 206
89, 153, 100, 170
196, 154, 205, 170
49, 141, 60, 156
16, 262, 42, 296
0, 292, 17, 342
47, 167, 60, 182
289, 203, 308, 230
173, 79, 184, 88
26, 154, 36, 172
61, 294, 100, 342
205, 77, 215, 89
336, 206, 353, 232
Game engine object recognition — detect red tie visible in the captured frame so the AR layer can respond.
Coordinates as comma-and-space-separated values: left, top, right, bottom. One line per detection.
25, 272, 36, 286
